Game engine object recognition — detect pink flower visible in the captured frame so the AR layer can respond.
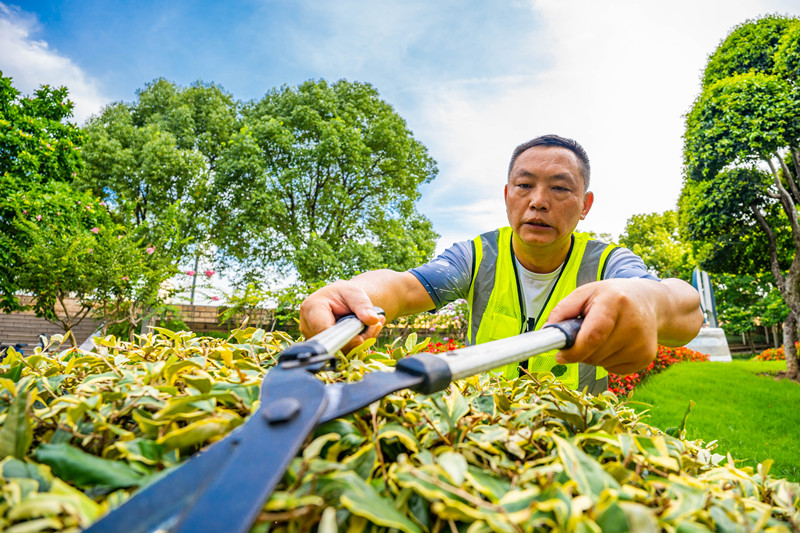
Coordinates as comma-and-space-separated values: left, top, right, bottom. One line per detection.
146, 246, 155, 254
204, 270, 216, 278
117, 235, 123, 240
22, 210, 27, 215
185, 270, 196, 276
35, 215, 41, 221
211, 296, 220, 301
88, 248, 93, 253
77, 201, 81, 205
91, 227, 99, 234
99, 201, 106, 207
121, 276, 129, 281
56, 212, 61, 216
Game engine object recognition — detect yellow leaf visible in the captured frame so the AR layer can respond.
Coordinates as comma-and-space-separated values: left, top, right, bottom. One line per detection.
156, 417, 232, 452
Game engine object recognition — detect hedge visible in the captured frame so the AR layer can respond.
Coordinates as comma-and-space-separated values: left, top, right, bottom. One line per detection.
0, 328, 798, 532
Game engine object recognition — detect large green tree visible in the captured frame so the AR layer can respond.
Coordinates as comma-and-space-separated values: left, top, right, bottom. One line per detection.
0, 73, 85, 311
681, 15, 800, 378
79, 78, 238, 273
213, 79, 439, 285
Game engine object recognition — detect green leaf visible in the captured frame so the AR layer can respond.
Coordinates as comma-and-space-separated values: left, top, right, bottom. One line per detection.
471, 394, 495, 415
465, 465, 511, 502
323, 471, 421, 533
437, 451, 467, 486
0, 390, 33, 459
35, 443, 145, 489
553, 435, 620, 497
596, 501, 630, 533
0, 363, 24, 382
109, 439, 166, 466
1, 457, 53, 491
377, 423, 420, 453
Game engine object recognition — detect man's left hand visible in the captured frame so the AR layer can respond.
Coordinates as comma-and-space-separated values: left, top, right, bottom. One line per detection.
544, 278, 703, 375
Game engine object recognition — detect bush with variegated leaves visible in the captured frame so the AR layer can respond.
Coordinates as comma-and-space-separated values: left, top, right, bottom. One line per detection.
0, 328, 798, 532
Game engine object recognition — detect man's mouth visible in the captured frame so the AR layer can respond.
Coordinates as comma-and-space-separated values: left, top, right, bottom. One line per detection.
524, 219, 551, 229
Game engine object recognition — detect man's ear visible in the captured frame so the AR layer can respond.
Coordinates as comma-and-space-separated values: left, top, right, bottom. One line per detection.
504, 183, 508, 202
581, 191, 594, 219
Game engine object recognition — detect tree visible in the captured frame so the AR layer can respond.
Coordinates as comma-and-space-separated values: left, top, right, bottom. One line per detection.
0, 73, 86, 312
79, 78, 239, 277
619, 210, 694, 281
8, 183, 106, 341
85, 213, 180, 339
8, 182, 178, 343
681, 15, 800, 378
713, 273, 788, 352
213, 79, 439, 286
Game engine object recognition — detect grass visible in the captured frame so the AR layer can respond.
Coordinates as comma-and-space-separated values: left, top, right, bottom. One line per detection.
629, 360, 800, 482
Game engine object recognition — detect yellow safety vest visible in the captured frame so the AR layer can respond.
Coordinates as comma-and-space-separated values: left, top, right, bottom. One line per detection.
466, 227, 617, 390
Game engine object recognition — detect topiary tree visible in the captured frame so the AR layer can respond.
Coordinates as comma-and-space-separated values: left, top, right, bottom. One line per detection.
681, 14, 800, 379
619, 210, 695, 281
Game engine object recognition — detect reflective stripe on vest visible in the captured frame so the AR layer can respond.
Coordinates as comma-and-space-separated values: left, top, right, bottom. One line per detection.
466, 227, 616, 390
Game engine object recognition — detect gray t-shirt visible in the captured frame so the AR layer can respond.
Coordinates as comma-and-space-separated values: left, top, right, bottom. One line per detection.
409, 237, 659, 311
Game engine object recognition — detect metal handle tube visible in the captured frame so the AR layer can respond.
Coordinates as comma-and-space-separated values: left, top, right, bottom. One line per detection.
442, 326, 569, 381
306, 316, 367, 355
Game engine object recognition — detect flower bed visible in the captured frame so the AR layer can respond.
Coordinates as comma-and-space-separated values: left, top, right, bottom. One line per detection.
424, 337, 464, 354
608, 345, 710, 396
753, 342, 798, 361
421, 339, 710, 397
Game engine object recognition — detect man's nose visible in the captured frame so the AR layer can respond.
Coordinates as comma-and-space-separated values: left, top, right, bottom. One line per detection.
528, 186, 549, 210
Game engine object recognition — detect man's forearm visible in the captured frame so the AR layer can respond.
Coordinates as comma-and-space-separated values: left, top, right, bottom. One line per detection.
655, 278, 704, 346
348, 269, 435, 322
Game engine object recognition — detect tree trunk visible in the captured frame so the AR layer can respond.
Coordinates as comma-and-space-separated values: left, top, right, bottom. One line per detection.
746, 331, 756, 355
774, 324, 781, 348
785, 312, 800, 380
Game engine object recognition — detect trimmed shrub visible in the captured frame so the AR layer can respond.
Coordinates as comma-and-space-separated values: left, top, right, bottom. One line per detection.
0, 330, 797, 531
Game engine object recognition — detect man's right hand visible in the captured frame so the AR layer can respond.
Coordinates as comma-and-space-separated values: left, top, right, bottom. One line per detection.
298, 270, 435, 352
299, 280, 386, 350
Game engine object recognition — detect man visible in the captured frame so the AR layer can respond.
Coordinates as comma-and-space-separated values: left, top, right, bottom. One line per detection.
300, 135, 703, 392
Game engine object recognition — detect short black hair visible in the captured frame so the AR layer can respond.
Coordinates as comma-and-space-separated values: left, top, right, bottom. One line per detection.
508, 134, 591, 191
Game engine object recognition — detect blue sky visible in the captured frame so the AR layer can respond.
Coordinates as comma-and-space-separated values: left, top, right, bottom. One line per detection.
3, 0, 799, 258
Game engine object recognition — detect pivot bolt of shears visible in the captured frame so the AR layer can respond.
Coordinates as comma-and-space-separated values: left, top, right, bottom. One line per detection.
262, 398, 301, 424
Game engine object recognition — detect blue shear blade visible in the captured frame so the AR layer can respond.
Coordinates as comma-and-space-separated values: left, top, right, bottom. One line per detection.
319, 369, 425, 424
84, 367, 329, 533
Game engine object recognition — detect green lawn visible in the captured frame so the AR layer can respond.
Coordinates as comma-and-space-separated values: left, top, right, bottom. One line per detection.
629, 360, 800, 482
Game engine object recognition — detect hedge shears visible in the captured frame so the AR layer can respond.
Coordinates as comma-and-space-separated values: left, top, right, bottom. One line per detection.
84, 311, 583, 533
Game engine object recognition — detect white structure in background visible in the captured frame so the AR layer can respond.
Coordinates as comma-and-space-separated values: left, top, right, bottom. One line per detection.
684, 269, 732, 362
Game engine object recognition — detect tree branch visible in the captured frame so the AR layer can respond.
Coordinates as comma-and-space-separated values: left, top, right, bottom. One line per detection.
791, 147, 800, 185
765, 157, 800, 252
751, 204, 785, 293
778, 153, 800, 205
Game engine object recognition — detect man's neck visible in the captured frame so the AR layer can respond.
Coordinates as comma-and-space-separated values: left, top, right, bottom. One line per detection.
511, 234, 572, 274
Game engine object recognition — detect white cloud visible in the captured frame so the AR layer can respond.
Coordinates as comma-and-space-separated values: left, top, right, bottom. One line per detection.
0, 3, 107, 124
412, 0, 799, 253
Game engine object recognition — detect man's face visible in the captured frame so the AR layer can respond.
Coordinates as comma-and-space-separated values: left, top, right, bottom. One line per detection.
504, 145, 594, 254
